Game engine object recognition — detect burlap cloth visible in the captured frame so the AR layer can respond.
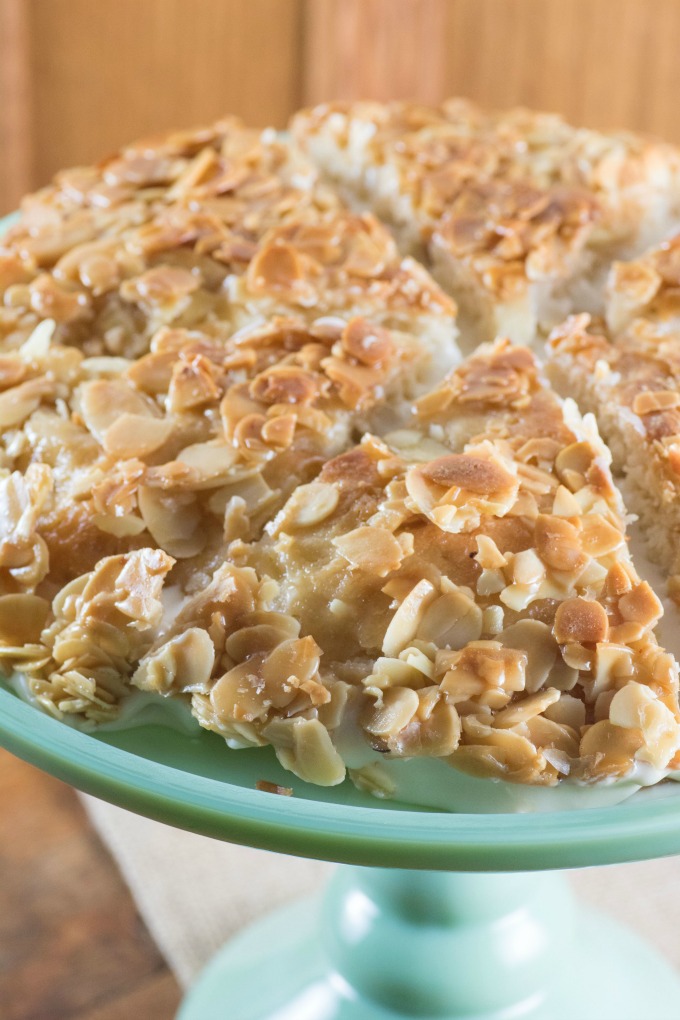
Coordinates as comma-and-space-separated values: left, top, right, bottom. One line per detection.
81, 794, 680, 990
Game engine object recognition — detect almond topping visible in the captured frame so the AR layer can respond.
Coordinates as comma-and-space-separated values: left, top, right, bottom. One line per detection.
534, 514, 585, 572
341, 318, 395, 366
554, 598, 609, 645
332, 526, 409, 577
421, 452, 514, 495
278, 481, 339, 529
632, 390, 680, 416
618, 581, 663, 628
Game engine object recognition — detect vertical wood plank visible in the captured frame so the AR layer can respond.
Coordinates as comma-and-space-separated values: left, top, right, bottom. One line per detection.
303, 0, 447, 104
437, 0, 680, 137
302, 0, 680, 143
0, 0, 33, 213
27, 0, 303, 189
6, 0, 680, 208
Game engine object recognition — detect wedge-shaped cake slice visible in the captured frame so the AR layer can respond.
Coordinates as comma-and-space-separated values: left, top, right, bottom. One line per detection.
227, 212, 457, 350
0, 296, 454, 613
427, 178, 601, 349
0, 313, 450, 723
130, 340, 680, 800
547, 312, 680, 601
606, 232, 680, 335
293, 98, 680, 254
293, 99, 680, 347
0, 117, 341, 359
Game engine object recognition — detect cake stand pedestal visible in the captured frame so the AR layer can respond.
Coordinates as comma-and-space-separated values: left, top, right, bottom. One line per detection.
179, 868, 680, 1020
1, 687, 680, 1020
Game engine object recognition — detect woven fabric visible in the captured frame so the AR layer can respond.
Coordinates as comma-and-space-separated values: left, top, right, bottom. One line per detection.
81, 794, 680, 990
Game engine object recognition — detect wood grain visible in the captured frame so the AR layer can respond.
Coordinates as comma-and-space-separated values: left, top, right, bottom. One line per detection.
302, 0, 680, 141
0, 749, 181, 1020
26, 0, 302, 190
4, 3, 680, 215
0, 0, 33, 213
303, 0, 446, 103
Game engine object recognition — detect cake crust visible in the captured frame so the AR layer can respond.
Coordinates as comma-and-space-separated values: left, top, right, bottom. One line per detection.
2, 108, 680, 802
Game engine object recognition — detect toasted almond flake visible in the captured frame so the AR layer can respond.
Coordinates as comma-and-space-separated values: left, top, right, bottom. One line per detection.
482, 604, 504, 634
79, 379, 157, 442
177, 441, 240, 483
511, 549, 545, 586
475, 534, 507, 569
20, 319, 55, 361
534, 514, 586, 572
255, 780, 293, 796
554, 597, 609, 645
418, 589, 483, 649
579, 514, 623, 557
632, 390, 680, 415
618, 581, 663, 628
247, 242, 305, 291
264, 717, 346, 786
500, 620, 558, 694
102, 413, 175, 458
92, 513, 147, 538
382, 579, 437, 657
493, 687, 560, 728
341, 318, 394, 366
348, 764, 396, 798
552, 485, 582, 517
333, 526, 408, 576
278, 481, 339, 529
579, 720, 645, 776
226, 617, 301, 662
544, 693, 586, 730
553, 441, 595, 491
138, 486, 206, 558
133, 628, 215, 695
363, 685, 420, 737
0, 378, 54, 428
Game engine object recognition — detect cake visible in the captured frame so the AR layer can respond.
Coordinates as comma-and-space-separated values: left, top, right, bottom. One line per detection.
3, 102, 680, 810
292, 99, 680, 347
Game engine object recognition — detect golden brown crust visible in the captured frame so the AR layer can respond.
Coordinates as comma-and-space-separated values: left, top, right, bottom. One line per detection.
607, 234, 680, 333
1, 108, 679, 797
293, 99, 680, 338
175, 341, 678, 787
548, 312, 680, 466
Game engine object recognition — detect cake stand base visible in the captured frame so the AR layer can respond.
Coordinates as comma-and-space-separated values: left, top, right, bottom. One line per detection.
177, 866, 680, 1020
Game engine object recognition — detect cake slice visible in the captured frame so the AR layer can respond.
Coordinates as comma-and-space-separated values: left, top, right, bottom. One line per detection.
292, 99, 680, 347
0, 130, 458, 604
427, 178, 601, 349
0, 309, 457, 724
132, 340, 680, 796
547, 311, 680, 602
0, 117, 341, 359
606, 233, 680, 336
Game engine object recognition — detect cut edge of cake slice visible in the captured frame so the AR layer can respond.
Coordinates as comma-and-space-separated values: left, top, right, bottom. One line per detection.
547, 312, 680, 602
292, 99, 680, 350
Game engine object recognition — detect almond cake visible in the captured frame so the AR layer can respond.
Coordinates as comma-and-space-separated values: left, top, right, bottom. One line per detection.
3, 103, 680, 812
292, 99, 680, 348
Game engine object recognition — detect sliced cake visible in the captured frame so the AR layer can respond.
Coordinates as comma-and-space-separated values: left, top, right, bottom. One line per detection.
547, 312, 680, 602
124, 341, 680, 798
293, 99, 680, 346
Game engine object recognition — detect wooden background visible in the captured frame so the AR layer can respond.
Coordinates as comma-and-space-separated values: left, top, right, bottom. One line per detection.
1, 2, 680, 1014
3, 0, 680, 214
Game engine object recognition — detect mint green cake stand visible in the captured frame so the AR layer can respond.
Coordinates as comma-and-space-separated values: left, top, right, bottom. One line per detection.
2, 686, 680, 1020
2, 213, 679, 1018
